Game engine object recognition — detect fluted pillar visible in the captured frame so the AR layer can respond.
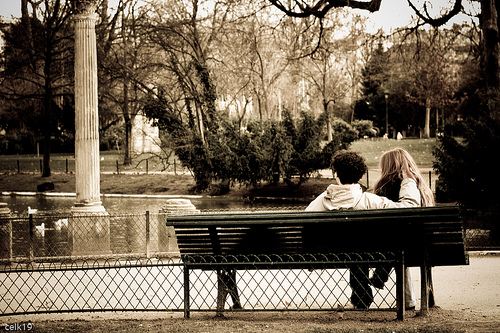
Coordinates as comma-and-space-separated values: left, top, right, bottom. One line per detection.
73, 1, 104, 213
70, 1, 110, 256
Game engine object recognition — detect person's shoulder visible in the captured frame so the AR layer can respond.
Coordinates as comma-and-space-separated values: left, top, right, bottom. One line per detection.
401, 178, 417, 186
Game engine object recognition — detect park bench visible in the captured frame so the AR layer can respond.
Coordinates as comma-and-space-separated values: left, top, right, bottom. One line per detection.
166, 205, 468, 319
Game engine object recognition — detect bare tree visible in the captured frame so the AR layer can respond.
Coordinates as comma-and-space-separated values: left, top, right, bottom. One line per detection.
1, 0, 73, 176
270, 0, 500, 121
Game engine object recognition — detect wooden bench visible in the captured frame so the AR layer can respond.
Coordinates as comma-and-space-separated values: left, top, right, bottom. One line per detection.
166, 206, 468, 319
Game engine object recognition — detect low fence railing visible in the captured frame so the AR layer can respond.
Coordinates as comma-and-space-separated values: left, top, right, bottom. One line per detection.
0, 209, 498, 317
0, 255, 398, 317
1, 212, 174, 262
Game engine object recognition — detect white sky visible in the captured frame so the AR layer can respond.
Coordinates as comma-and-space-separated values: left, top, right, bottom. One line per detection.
362, 0, 479, 33
0, 0, 478, 33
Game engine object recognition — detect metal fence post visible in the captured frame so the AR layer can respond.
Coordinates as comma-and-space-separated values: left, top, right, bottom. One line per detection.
0, 203, 12, 262
184, 262, 190, 318
146, 211, 150, 258
28, 214, 34, 261
429, 171, 432, 191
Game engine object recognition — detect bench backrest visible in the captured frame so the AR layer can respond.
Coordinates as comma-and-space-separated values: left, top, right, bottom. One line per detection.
166, 206, 468, 267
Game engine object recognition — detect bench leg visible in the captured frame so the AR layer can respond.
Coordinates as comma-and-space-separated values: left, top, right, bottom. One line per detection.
228, 269, 242, 309
216, 269, 242, 317
420, 263, 435, 316
396, 252, 406, 320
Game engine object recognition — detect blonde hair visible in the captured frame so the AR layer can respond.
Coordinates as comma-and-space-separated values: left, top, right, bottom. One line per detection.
374, 147, 435, 207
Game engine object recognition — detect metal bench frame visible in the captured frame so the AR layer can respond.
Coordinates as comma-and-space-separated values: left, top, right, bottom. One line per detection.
167, 206, 468, 319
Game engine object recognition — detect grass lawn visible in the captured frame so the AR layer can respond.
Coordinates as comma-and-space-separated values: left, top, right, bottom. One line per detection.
351, 138, 438, 167
0, 138, 440, 195
0, 151, 183, 174
0, 138, 438, 173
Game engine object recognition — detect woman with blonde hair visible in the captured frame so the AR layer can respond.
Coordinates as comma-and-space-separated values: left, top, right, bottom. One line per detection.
374, 147, 434, 207
370, 147, 435, 310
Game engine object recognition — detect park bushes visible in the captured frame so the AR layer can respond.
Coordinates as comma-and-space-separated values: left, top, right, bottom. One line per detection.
433, 116, 500, 210
169, 111, 357, 193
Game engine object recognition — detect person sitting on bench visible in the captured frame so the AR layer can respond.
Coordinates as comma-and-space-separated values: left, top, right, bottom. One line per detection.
305, 149, 421, 309
368, 147, 435, 310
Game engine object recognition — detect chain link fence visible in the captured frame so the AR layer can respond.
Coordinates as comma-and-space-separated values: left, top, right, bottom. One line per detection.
0, 256, 399, 316
2, 212, 174, 261
462, 209, 500, 251
0, 207, 498, 317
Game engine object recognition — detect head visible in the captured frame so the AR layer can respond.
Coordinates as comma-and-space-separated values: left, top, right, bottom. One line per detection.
375, 147, 435, 206
331, 150, 367, 185
379, 147, 420, 181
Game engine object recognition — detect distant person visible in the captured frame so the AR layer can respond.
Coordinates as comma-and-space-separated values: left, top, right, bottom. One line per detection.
305, 149, 421, 309
369, 147, 435, 310
397, 132, 403, 141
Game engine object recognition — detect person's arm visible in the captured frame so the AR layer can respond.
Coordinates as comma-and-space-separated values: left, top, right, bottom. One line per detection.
305, 191, 328, 211
397, 178, 421, 207
364, 179, 421, 209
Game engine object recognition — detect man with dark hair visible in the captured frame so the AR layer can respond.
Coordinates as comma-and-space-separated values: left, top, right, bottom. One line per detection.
305, 149, 419, 309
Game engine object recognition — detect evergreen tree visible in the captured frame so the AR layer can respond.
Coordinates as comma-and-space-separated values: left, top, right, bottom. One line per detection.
354, 42, 389, 132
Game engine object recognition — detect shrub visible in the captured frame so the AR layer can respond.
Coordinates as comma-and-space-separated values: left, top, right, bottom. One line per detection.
433, 116, 500, 209
281, 110, 323, 188
351, 119, 378, 138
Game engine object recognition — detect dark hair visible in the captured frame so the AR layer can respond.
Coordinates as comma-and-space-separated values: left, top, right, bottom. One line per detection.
331, 150, 367, 184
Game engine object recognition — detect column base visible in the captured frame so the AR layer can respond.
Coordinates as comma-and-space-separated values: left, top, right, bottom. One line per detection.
69, 202, 112, 256
161, 199, 199, 255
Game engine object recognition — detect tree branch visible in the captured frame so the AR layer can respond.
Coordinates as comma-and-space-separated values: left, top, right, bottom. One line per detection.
407, 0, 463, 27
269, 0, 383, 18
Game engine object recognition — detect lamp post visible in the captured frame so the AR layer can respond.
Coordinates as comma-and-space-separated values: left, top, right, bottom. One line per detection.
384, 91, 389, 136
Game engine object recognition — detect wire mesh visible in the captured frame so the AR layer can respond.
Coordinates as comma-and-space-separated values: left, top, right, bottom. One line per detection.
0, 207, 495, 317
183, 252, 398, 314
462, 209, 500, 250
0, 254, 397, 316
186, 266, 397, 312
0, 258, 183, 315
2, 209, 497, 263
5, 212, 174, 262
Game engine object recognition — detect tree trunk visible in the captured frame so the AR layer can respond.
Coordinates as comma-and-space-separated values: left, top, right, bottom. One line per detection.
123, 82, 132, 166
424, 97, 431, 138
42, 134, 51, 177
42, 43, 53, 177
480, 0, 500, 121
324, 101, 332, 141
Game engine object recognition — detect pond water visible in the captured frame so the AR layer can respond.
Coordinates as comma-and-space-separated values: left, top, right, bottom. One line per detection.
0, 194, 307, 259
0, 194, 307, 215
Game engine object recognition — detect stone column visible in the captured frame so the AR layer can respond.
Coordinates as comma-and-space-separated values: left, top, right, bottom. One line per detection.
0, 203, 12, 262
70, 0, 110, 256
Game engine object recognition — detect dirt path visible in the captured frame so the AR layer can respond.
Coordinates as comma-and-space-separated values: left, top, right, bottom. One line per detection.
432, 252, 500, 319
